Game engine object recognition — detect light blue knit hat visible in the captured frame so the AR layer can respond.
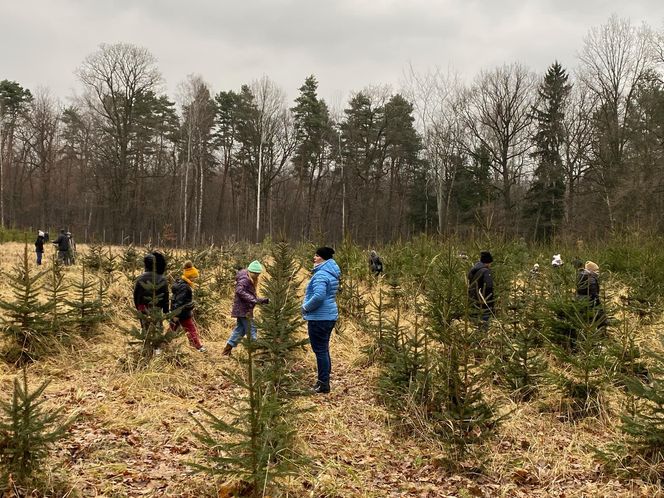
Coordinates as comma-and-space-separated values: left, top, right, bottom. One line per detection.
247, 260, 263, 274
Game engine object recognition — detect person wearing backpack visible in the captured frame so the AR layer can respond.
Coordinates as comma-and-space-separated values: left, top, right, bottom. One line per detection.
169, 261, 206, 353
467, 251, 494, 330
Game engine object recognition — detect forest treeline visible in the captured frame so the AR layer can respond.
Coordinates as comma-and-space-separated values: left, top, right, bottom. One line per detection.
1, 15, 663, 245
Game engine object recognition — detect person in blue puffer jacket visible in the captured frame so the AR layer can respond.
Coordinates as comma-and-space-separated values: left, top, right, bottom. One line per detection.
302, 246, 341, 394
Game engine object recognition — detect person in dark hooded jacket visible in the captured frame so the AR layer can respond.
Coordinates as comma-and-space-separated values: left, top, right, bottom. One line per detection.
467, 251, 494, 329
133, 251, 169, 331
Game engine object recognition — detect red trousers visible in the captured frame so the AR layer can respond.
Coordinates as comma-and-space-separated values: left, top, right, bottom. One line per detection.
170, 317, 202, 349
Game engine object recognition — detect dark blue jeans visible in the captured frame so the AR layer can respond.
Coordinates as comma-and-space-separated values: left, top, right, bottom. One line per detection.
308, 320, 336, 387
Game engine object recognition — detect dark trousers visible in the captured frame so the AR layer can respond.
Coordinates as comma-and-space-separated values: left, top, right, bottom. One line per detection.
36, 251, 43, 265
308, 320, 336, 387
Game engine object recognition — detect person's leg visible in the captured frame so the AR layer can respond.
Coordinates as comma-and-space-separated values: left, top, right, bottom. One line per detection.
308, 320, 335, 390
181, 317, 202, 349
227, 317, 248, 347
249, 318, 257, 340
36, 251, 42, 265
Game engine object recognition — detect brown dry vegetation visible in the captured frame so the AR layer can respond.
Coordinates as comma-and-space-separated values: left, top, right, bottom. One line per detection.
1, 242, 663, 497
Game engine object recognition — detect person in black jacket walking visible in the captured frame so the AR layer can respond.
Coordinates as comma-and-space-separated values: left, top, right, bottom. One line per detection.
133, 251, 169, 332
35, 230, 47, 265
169, 261, 206, 352
467, 251, 495, 330
52, 229, 71, 265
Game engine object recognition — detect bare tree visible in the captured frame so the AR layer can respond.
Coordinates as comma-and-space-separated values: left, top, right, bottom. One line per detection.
460, 63, 537, 222
76, 43, 162, 236
561, 83, 595, 225
177, 74, 216, 245
250, 76, 292, 241
577, 15, 654, 229
21, 88, 60, 226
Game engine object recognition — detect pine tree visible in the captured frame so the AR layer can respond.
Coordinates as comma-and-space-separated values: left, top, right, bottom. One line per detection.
546, 297, 612, 417
493, 279, 548, 401
425, 251, 498, 455
0, 369, 74, 484
525, 62, 571, 241
363, 284, 386, 362
0, 245, 51, 362
190, 242, 305, 495
191, 339, 295, 497
620, 334, 664, 465
254, 241, 308, 376
66, 264, 107, 336
43, 260, 69, 340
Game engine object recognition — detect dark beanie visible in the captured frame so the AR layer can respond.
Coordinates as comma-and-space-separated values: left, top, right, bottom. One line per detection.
480, 251, 493, 264
316, 246, 335, 260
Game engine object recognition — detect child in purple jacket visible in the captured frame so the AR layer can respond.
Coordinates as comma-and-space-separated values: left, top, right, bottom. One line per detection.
222, 260, 269, 356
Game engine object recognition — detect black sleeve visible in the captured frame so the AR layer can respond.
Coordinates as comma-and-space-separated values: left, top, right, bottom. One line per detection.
133, 279, 143, 308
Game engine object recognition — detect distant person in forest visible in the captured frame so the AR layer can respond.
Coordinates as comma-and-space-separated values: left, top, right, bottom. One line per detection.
467, 251, 495, 330
576, 260, 607, 328
302, 246, 341, 394
222, 260, 269, 356
169, 261, 206, 352
133, 251, 169, 332
35, 230, 47, 265
551, 253, 563, 268
65, 231, 76, 265
52, 229, 71, 265
369, 250, 383, 276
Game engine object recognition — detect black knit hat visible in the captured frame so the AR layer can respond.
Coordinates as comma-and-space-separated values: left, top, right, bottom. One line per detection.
315, 246, 335, 260
480, 251, 493, 264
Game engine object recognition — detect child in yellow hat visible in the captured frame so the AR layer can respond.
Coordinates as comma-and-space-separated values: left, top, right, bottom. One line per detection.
170, 261, 206, 352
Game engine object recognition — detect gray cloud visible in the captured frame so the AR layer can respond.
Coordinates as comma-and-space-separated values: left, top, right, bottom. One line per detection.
1, 0, 663, 107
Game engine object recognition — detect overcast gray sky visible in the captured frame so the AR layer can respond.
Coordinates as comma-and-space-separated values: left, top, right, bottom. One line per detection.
1, 0, 663, 106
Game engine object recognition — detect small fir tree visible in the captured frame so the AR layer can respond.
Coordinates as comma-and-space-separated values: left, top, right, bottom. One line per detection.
493, 280, 548, 401
190, 242, 305, 495
43, 260, 70, 340
0, 245, 52, 362
0, 369, 75, 485
66, 264, 108, 336
425, 252, 498, 456
545, 298, 612, 417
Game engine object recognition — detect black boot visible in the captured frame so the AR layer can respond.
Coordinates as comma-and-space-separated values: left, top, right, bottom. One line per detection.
313, 380, 330, 394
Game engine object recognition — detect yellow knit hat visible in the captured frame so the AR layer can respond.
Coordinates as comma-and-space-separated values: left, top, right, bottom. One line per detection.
183, 266, 200, 280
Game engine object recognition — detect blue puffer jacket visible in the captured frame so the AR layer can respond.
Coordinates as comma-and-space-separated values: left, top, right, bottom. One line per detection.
302, 259, 341, 321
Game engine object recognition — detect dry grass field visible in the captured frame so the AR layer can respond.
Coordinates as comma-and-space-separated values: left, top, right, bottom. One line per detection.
0, 242, 663, 497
